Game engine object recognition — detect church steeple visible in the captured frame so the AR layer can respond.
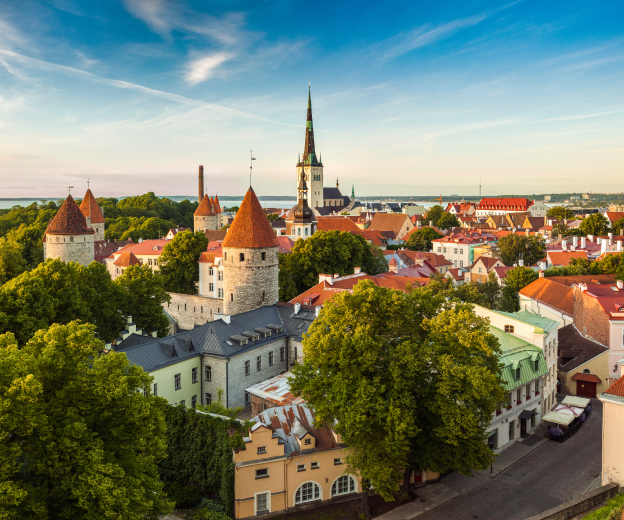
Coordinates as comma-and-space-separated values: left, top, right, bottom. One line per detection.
351, 183, 355, 199
302, 86, 319, 166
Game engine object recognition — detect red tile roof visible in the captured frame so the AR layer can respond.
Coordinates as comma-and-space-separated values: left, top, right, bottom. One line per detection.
476, 197, 533, 211
276, 235, 295, 254
213, 194, 221, 214
492, 266, 514, 279
45, 195, 95, 235
472, 256, 503, 271
571, 373, 602, 384
79, 189, 105, 224
194, 194, 215, 216
605, 212, 624, 224
317, 216, 361, 232
546, 274, 617, 287
519, 277, 574, 316
113, 251, 142, 267
547, 250, 589, 266
115, 239, 169, 256
397, 250, 452, 268
222, 187, 279, 249
605, 377, 624, 397
368, 213, 410, 235
447, 267, 464, 280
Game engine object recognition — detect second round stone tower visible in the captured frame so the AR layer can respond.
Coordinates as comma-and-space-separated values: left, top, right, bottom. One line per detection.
222, 186, 279, 315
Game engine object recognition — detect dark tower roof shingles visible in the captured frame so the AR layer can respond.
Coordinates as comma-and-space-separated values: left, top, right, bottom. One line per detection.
301, 88, 320, 166
46, 195, 95, 235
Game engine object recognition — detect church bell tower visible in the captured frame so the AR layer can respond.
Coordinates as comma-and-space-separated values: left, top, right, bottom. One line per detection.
296, 87, 324, 209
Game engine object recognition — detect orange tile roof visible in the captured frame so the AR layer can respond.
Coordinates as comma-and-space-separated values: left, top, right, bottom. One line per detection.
547, 250, 589, 266
198, 251, 219, 264
518, 277, 574, 316
316, 216, 361, 232
605, 212, 624, 224
605, 377, 624, 397
368, 213, 410, 235
472, 256, 503, 271
115, 239, 169, 256
222, 187, 279, 249
45, 195, 95, 235
79, 189, 105, 224
477, 197, 533, 211
214, 194, 222, 214
194, 194, 215, 216
447, 267, 464, 280
113, 251, 142, 267
571, 373, 602, 384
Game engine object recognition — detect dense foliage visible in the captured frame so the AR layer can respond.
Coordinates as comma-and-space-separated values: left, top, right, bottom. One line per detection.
0, 259, 170, 344
403, 227, 444, 251
290, 281, 505, 511
547, 206, 575, 220
436, 212, 460, 230
159, 230, 209, 295
544, 252, 624, 280
498, 233, 546, 266
159, 405, 248, 517
0, 321, 173, 520
278, 231, 388, 301
420, 205, 444, 227
579, 213, 610, 237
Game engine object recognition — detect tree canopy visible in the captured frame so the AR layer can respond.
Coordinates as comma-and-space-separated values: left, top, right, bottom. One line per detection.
278, 231, 387, 301
421, 205, 444, 227
403, 227, 444, 252
436, 212, 460, 230
290, 281, 505, 507
544, 251, 624, 280
579, 213, 609, 237
498, 233, 546, 266
547, 206, 575, 220
612, 217, 624, 236
0, 321, 173, 520
159, 230, 209, 295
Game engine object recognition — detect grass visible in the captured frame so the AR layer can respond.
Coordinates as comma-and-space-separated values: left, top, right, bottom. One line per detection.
583, 493, 624, 520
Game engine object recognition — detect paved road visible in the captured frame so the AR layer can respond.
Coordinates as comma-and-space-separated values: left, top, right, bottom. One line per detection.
419, 398, 603, 520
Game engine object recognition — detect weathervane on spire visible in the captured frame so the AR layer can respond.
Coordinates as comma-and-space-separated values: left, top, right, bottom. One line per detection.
67, 186, 74, 195
249, 149, 256, 187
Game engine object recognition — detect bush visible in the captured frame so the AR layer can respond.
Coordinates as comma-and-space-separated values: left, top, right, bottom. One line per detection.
164, 482, 202, 509
583, 492, 624, 519
190, 510, 231, 520
198, 499, 225, 513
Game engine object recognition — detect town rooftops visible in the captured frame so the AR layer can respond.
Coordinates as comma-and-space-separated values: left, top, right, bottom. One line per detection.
113, 239, 169, 256
368, 212, 410, 236
477, 197, 534, 211
245, 371, 305, 408
79, 189, 106, 224
577, 284, 624, 319
45, 194, 95, 236
316, 216, 361, 232
547, 250, 589, 266
603, 376, 624, 398
113, 251, 142, 267
222, 187, 280, 249
558, 324, 609, 372
518, 277, 574, 317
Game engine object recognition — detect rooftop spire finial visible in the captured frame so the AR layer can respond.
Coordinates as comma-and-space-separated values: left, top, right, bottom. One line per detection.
67, 185, 73, 195
249, 149, 256, 187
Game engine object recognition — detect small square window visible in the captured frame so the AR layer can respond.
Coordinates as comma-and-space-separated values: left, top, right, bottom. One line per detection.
297, 464, 306, 472
505, 325, 515, 333
334, 458, 342, 465
255, 468, 268, 479
311, 462, 319, 469
257, 446, 266, 454
304, 438, 312, 445
180, 400, 185, 406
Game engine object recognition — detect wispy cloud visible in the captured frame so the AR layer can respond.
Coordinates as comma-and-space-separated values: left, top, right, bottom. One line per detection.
538, 109, 624, 122
0, 48, 296, 126
379, 15, 487, 59
184, 52, 234, 84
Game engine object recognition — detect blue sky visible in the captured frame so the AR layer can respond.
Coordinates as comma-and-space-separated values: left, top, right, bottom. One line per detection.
0, 0, 623, 198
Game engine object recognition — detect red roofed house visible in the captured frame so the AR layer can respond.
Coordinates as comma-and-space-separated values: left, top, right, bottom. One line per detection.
395, 250, 452, 274
546, 250, 589, 267
604, 211, 624, 227
44, 194, 96, 267
445, 267, 466, 286
445, 202, 476, 215
475, 197, 534, 217
367, 212, 413, 240
466, 256, 505, 284
112, 251, 142, 278
106, 239, 169, 280
518, 277, 575, 328
431, 230, 497, 269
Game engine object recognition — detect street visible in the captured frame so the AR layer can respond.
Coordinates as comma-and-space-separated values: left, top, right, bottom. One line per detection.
419, 398, 603, 520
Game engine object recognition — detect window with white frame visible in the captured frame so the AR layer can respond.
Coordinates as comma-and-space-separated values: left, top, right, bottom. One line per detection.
311, 462, 319, 469
218, 271, 223, 281
255, 492, 269, 514
297, 464, 306, 472
218, 288, 223, 298
332, 475, 357, 497
209, 267, 214, 276
209, 283, 214, 292
295, 482, 320, 504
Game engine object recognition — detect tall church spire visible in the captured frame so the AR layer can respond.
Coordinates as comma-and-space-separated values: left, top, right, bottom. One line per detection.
302, 86, 319, 166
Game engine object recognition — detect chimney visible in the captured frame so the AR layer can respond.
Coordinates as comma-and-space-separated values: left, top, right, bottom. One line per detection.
601, 239, 608, 255
617, 280, 624, 290
354, 266, 361, 274
315, 306, 320, 317
294, 303, 301, 315
581, 236, 586, 249
334, 273, 339, 279
429, 220, 433, 227
609, 232, 614, 240
539, 270, 544, 278
548, 219, 553, 226
104, 343, 112, 351
328, 276, 333, 286
618, 240, 622, 252
198, 165, 205, 203
588, 234, 594, 242
539, 260, 547, 270
562, 242, 567, 251
573, 236, 578, 247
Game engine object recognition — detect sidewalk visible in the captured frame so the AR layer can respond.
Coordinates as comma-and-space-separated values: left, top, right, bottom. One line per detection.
373, 483, 459, 520
476, 426, 549, 478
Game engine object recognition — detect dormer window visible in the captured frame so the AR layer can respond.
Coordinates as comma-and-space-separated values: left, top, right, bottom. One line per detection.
515, 366, 521, 381
305, 438, 312, 445
534, 359, 539, 372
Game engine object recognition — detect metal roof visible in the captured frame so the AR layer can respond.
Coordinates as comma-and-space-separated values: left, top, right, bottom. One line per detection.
493, 310, 559, 334
245, 371, 306, 408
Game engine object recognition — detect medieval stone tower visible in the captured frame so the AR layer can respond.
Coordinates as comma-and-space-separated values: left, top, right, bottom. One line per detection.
79, 189, 105, 241
44, 194, 95, 266
296, 87, 324, 209
222, 187, 279, 315
194, 194, 222, 232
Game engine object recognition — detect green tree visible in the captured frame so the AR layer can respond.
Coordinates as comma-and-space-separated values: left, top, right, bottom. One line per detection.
0, 238, 27, 284
403, 227, 443, 252
159, 230, 209, 295
290, 282, 504, 515
421, 205, 444, 227
547, 206, 575, 220
498, 234, 545, 266
551, 223, 585, 237
580, 213, 609, 237
266, 213, 283, 221
116, 265, 171, 337
279, 231, 387, 299
436, 212, 460, 230
0, 322, 173, 520
503, 266, 539, 293
611, 217, 624, 236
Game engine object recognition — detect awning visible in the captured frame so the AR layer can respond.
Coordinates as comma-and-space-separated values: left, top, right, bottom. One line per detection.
518, 409, 534, 420
542, 411, 575, 426
562, 395, 591, 408
571, 373, 602, 384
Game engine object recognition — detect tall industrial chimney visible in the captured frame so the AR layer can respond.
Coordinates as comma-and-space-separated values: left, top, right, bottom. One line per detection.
198, 165, 204, 203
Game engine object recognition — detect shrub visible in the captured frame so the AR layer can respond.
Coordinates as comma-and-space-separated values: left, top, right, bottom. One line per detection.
583, 492, 624, 520
198, 499, 225, 513
164, 482, 202, 509
190, 510, 231, 520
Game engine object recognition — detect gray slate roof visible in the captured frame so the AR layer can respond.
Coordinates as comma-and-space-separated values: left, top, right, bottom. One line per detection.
117, 304, 316, 372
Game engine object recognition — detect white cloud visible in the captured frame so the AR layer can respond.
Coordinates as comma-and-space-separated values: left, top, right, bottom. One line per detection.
184, 52, 234, 84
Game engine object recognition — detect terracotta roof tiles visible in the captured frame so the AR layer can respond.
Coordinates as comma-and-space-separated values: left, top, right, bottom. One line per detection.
194, 194, 215, 216
547, 250, 589, 266
368, 212, 410, 234
316, 216, 361, 232
79, 189, 105, 224
221, 187, 279, 249
45, 195, 95, 235
114, 239, 169, 256
519, 277, 574, 316
113, 251, 142, 267
605, 377, 624, 397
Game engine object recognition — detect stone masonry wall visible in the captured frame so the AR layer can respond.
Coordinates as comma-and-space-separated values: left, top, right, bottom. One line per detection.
45, 233, 95, 266
573, 288, 611, 347
201, 355, 228, 407
223, 246, 279, 316
92, 222, 105, 241
227, 337, 288, 408
194, 215, 219, 232
165, 293, 223, 330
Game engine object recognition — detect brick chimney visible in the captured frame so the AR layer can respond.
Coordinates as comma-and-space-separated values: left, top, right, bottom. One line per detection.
198, 165, 204, 203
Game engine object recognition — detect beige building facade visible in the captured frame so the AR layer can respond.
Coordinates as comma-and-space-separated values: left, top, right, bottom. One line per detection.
599, 377, 624, 486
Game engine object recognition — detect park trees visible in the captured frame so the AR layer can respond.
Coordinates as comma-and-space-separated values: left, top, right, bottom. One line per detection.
0, 237, 27, 284
0, 322, 173, 520
580, 213, 609, 237
290, 281, 505, 515
159, 230, 209, 295
278, 231, 387, 301
403, 227, 444, 252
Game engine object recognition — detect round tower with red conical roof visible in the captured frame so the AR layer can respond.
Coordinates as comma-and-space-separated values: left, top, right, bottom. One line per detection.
79, 189, 105, 240
44, 194, 95, 266
222, 186, 279, 315
194, 194, 219, 232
